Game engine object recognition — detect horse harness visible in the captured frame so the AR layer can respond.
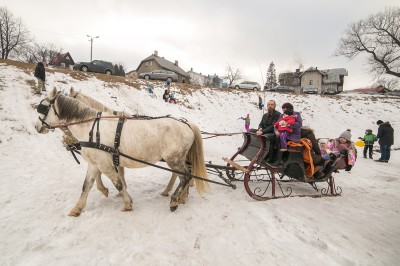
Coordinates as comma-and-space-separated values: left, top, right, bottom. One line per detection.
78, 114, 190, 173
79, 112, 126, 172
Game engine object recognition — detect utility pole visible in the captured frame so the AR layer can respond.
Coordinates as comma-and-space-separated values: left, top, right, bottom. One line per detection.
87, 35, 99, 61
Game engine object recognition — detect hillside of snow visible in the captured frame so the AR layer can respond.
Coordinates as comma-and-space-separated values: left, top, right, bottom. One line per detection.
0, 60, 399, 265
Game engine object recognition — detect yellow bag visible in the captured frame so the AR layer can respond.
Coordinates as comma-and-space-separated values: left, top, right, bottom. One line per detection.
355, 140, 365, 147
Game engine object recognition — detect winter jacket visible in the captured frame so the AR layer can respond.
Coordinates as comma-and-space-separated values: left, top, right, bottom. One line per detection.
240, 117, 250, 126
361, 133, 377, 145
276, 111, 302, 142
34, 62, 46, 81
330, 138, 357, 169
258, 110, 281, 134
274, 116, 295, 132
301, 127, 321, 156
376, 122, 394, 145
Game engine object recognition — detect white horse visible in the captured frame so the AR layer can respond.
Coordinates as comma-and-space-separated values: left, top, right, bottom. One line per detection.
35, 88, 208, 216
68, 87, 191, 197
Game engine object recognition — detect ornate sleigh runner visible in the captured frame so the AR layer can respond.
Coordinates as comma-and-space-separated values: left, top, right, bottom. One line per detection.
224, 132, 344, 200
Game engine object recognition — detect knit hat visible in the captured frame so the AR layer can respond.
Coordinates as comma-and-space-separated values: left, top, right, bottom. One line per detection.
339, 129, 352, 141
376, 120, 384, 125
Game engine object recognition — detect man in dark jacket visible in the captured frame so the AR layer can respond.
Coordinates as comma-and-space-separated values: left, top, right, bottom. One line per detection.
252, 100, 281, 162
375, 120, 394, 163
256, 100, 281, 135
34, 61, 46, 94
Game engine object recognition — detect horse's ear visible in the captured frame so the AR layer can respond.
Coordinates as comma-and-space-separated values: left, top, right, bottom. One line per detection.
70, 86, 75, 96
50, 87, 57, 98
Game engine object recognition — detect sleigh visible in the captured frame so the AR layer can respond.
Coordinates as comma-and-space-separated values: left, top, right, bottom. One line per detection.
224, 132, 346, 200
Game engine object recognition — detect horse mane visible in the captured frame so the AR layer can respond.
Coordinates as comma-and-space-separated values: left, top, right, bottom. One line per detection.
74, 92, 114, 113
57, 95, 98, 122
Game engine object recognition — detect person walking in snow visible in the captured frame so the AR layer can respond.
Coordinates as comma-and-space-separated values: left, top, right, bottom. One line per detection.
375, 120, 394, 163
34, 61, 46, 94
239, 114, 251, 132
359, 129, 376, 159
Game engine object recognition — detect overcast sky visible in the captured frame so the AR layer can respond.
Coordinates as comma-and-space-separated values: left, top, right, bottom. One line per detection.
3, 0, 400, 90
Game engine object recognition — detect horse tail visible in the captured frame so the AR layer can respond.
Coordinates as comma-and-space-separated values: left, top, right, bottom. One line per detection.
187, 122, 209, 195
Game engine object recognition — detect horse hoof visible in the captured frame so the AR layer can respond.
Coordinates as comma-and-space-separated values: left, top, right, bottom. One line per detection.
170, 205, 178, 212
161, 192, 169, 197
68, 210, 80, 217
122, 207, 133, 212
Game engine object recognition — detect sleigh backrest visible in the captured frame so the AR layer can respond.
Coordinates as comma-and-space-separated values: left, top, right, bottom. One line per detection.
239, 133, 272, 163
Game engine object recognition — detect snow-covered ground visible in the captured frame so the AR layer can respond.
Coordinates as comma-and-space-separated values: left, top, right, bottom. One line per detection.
0, 61, 399, 265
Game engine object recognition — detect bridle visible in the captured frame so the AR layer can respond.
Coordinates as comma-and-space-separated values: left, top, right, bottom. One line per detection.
37, 92, 61, 130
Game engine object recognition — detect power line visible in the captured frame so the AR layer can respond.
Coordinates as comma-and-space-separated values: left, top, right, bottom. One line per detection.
27, 26, 84, 41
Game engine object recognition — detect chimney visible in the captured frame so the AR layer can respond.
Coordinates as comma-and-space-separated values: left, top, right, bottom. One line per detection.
154, 50, 158, 57
175, 60, 178, 66
190, 67, 193, 71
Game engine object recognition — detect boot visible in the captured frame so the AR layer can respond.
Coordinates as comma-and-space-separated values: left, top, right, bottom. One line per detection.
270, 150, 283, 166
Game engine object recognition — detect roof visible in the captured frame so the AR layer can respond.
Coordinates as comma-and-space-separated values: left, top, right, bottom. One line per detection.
139, 54, 189, 77
299, 67, 325, 77
280, 67, 348, 84
49, 52, 74, 65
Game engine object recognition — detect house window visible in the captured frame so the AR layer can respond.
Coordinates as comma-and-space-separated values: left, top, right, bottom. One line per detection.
145, 62, 148, 67
309, 80, 313, 85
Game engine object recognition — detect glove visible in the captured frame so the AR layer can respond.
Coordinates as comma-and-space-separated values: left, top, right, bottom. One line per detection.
358, 137, 362, 139
329, 153, 337, 160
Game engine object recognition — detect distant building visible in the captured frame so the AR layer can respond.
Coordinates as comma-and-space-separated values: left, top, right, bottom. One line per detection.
187, 68, 212, 86
209, 74, 221, 87
278, 67, 348, 94
136, 50, 189, 83
353, 86, 390, 94
49, 52, 75, 69
126, 70, 138, 79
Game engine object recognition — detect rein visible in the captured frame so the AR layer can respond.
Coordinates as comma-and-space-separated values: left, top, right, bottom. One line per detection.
201, 131, 249, 139
43, 114, 173, 129
78, 142, 236, 189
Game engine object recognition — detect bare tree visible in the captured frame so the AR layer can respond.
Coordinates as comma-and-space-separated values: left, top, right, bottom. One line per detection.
0, 7, 30, 59
374, 76, 399, 91
15, 42, 63, 64
334, 7, 400, 79
222, 64, 243, 86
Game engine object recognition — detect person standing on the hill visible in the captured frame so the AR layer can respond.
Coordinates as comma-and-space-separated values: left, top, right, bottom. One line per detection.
239, 114, 251, 132
375, 120, 394, 163
359, 129, 377, 159
34, 61, 46, 94
162, 89, 169, 102
258, 95, 263, 110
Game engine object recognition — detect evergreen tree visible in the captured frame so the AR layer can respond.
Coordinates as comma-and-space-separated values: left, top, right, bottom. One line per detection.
265, 62, 277, 90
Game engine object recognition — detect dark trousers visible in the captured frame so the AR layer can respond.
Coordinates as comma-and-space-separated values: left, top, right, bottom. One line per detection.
363, 145, 373, 158
379, 144, 391, 161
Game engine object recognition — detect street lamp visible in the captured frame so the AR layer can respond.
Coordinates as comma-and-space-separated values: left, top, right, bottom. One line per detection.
87, 35, 99, 61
